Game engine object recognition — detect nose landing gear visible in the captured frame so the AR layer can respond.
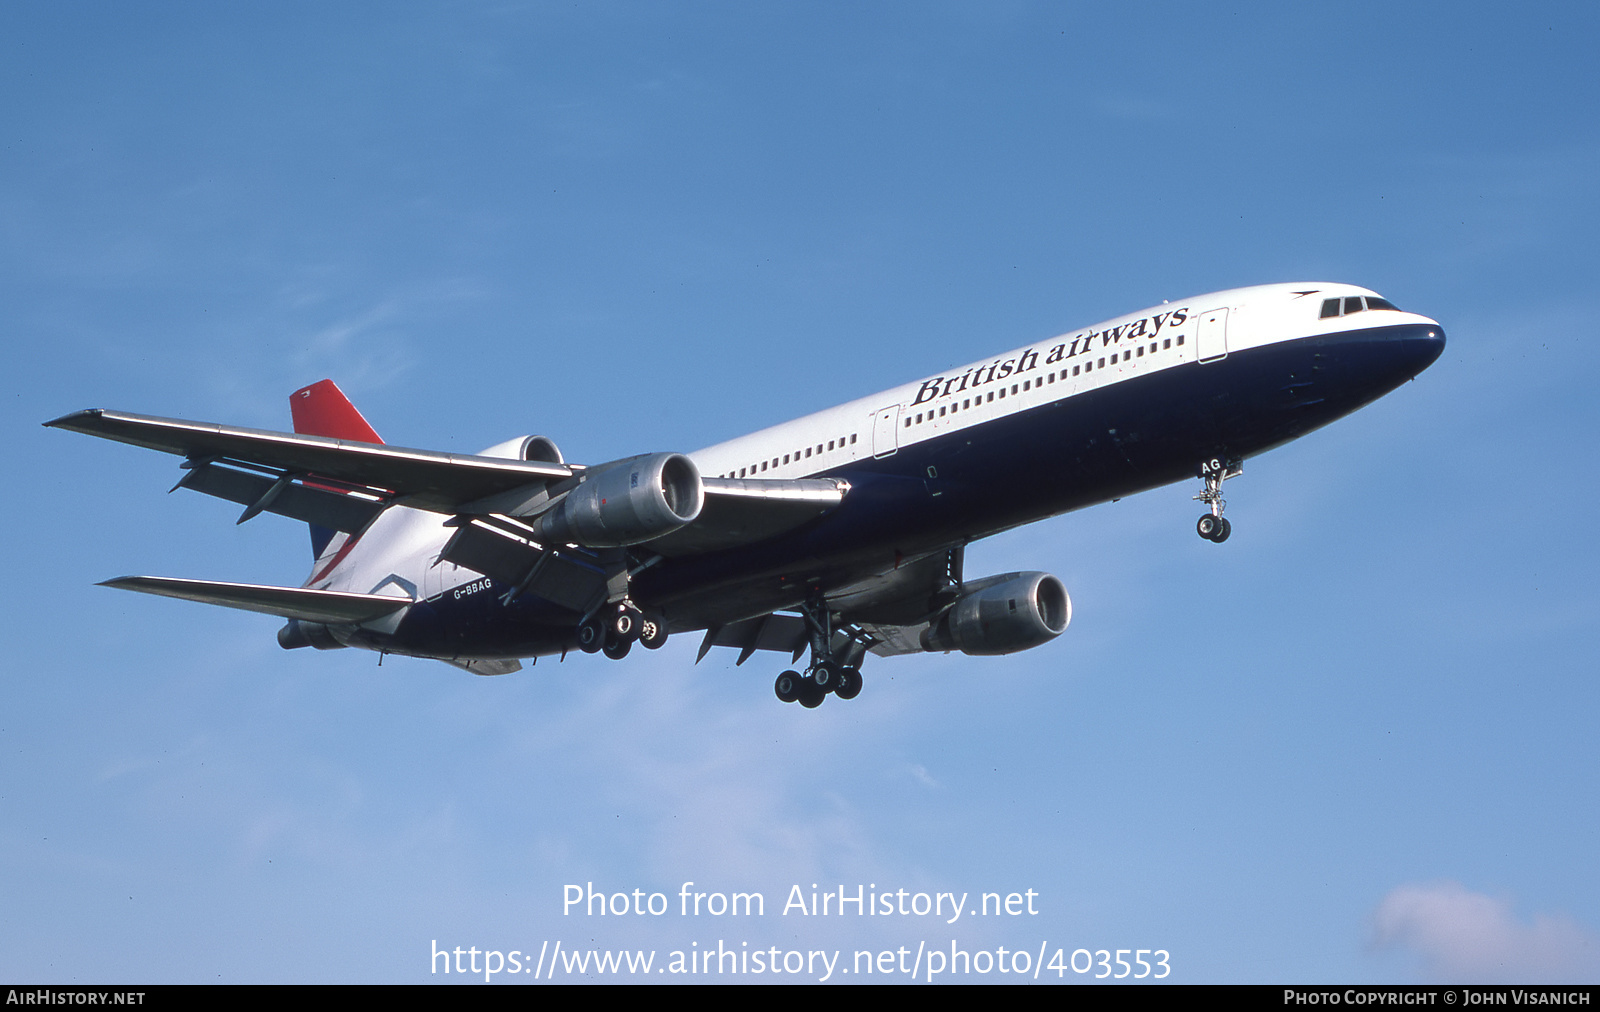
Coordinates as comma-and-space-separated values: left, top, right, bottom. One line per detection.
1194, 456, 1241, 543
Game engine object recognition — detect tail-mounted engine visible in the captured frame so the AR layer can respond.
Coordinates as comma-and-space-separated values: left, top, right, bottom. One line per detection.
920, 571, 1071, 656
534, 452, 704, 548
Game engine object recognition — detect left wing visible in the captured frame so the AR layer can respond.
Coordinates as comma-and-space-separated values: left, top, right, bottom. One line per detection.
48, 407, 848, 566
45, 409, 574, 514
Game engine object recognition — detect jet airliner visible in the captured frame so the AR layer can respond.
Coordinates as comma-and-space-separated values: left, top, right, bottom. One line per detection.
47, 282, 1444, 708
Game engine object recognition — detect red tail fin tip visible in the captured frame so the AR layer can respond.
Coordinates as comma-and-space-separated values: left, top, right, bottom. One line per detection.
289, 380, 384, 444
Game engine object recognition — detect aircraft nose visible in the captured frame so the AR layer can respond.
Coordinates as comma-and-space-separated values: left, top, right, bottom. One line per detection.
1407, 323, 1447, 377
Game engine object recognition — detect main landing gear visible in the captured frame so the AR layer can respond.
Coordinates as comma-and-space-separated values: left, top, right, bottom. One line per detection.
1193, 456, 1242, 543
773, 600, 865, 708
578, 600, 667, 660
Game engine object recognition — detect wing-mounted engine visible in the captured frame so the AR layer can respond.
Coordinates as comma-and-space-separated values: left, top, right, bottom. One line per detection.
533, 452, 704, 548
477, 434, 565, 465
919, 571, 1071, 656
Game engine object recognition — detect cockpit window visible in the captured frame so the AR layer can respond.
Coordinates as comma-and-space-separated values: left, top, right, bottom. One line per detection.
1321, 294, 1403, 319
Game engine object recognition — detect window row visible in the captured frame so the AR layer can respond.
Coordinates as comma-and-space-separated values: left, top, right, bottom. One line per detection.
902, 335, 1186, 427
724, 433, 858, 479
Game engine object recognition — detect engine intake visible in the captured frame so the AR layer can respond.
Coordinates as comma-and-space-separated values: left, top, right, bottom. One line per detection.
920, 571, 1071, 656
534, 452, 703, 547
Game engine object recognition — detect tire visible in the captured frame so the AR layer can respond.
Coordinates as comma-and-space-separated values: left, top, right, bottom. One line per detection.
775, 670, 801, 703
835, 667, 863, 700
612, 605, 643, 642
1197, 514, 1220, 540
639, 618, 668, 650
798, 683, 825, 708
602, 636, 632, 660
1212, 516, 1232, 543
577, 618, 604, 653
811, 659, 841, 690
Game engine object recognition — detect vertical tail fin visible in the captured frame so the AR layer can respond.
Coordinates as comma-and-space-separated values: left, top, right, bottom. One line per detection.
290, 379, 384, 444
290, 380, 384, 557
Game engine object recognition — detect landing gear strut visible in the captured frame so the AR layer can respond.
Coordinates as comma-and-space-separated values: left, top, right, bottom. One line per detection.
1193, 456, 1241, 543
772, 598, 866, 707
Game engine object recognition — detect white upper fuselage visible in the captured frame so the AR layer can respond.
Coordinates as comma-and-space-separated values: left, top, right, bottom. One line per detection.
691, 282, 1439, 481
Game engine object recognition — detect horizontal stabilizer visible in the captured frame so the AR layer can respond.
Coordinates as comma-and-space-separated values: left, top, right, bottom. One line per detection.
100, 576, 412, 625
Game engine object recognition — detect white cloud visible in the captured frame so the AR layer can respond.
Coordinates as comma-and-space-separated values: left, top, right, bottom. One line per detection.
1372, 881, 1600, 983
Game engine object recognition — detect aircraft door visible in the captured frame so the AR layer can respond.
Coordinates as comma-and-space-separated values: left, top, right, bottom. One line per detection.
872, 405, 901, 458
1197, 308, 1229, 363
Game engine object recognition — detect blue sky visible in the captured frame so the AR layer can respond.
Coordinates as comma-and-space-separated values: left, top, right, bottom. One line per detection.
3, 1, 1597, 984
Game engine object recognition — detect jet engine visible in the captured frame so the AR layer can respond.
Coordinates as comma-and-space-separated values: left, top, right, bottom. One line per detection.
534, 452, 704, 548
920, 571, 1071, 656
478, 434, 565, 464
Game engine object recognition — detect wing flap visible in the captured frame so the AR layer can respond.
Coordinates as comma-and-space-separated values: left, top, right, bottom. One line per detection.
696, 613, 810, 664
101, 576, 412, 624
438, 515, 611, 614
46, 408, 572, 513
177, 461, 386, 533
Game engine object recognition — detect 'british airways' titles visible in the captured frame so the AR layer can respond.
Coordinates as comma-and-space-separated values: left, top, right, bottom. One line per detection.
911, 307, 1190, 406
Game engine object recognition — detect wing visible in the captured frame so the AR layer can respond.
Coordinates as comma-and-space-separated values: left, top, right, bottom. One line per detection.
45, 408, 573, 515
47, 408, 846, 562
646, 477, 845, 556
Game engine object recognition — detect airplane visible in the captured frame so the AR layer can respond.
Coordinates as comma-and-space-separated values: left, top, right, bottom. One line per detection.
46, 282, 1445, 708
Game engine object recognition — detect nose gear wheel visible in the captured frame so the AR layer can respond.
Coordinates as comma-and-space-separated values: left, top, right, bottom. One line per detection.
1193, 457, 1241, 543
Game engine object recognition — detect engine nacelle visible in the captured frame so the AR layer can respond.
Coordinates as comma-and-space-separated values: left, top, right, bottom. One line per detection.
534, 452, 704, 547
920, 571, 1071, 656
477, 434, 565, 464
